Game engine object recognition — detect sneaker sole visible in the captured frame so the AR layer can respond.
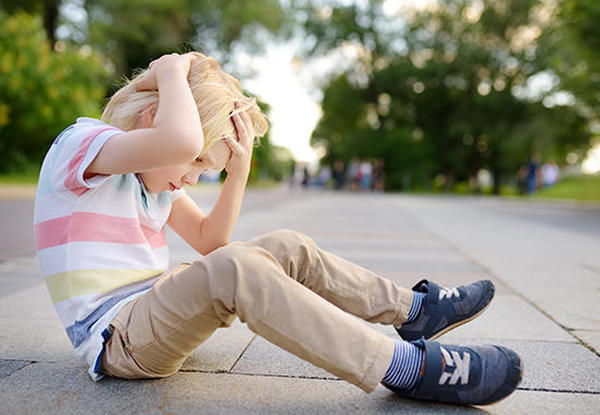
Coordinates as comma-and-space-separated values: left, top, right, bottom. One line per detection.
428, 285, 495, 341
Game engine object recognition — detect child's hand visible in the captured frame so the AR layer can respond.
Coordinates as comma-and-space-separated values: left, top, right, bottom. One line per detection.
224, 103, 256, 178
135, 52, 198, 91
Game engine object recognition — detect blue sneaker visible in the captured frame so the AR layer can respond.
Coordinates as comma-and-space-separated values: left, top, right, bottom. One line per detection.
383, 339, 523, 406
396, 279, 495, 341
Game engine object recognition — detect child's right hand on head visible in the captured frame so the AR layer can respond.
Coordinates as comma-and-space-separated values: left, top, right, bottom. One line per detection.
135, 52, 199, 92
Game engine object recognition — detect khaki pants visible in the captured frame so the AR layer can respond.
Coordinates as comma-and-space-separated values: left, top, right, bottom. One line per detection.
101, 229, 414, 392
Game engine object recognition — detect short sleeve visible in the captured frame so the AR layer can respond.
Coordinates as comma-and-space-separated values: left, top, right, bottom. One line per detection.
50, 119, 124, 197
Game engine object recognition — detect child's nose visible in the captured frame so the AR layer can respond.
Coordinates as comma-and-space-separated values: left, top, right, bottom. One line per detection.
182, 174, 195, 186
183, 171, 202, 186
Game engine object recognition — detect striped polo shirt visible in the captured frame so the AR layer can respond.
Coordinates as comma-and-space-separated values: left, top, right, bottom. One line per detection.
34, 117, 184, 380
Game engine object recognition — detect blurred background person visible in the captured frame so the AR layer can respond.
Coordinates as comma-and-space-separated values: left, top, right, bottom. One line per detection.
541, 160, 560, 188
333, 159, 345, 190
316, 164, 331, 188
525, 155, 540, 194
347, 157, 361, 192
359, 159, 373, 192
372, 158, 385, 192
301, 165, 310, 189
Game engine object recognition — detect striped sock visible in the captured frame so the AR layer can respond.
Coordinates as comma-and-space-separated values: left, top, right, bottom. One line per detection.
405, 291, 426, 323
381, 340, 424, 390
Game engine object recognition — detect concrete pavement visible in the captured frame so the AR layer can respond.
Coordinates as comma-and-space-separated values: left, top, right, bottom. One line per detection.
1, 187, 599, 413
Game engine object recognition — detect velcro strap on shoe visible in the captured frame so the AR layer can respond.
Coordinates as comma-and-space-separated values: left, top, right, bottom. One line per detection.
418, 339, 443, 391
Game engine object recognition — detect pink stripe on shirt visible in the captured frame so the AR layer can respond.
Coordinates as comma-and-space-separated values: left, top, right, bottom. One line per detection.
63, 127, 116, 196
35, 212, 167, 250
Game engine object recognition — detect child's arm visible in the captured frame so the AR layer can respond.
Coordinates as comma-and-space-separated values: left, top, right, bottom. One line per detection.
86, 53, 204, 177
167, 108, 255, 254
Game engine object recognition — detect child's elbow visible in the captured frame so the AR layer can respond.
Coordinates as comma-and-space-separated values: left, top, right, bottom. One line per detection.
198, 239, 229, 256
169, 129, 204, 161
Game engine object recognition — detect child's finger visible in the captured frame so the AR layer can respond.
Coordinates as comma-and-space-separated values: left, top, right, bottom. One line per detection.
232, 112, 249, 142
224, 135, 244, 155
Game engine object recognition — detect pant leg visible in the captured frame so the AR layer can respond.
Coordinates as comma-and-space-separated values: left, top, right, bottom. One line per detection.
244, 229, 414, 327
102, 242, 394, 392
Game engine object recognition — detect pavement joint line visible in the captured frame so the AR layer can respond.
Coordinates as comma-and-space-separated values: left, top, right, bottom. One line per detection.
387, 198, 600, 359
0, 359, 35, 379
442, 338, 578, 344
226, 333, 257, 372
174, 371, 600, 395
179, 369, 341, 382
516, 387, 600, 395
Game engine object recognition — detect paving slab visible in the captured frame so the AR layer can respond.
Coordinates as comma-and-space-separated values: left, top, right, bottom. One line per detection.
180, 320, 256, 372
0, 360, 31, 379
2, 190, 599, 413
393, 196, 600, 336
309, 235, 450, 253
231, 335, 336, 380
455, 339, 600, 393
232, 334, 599, 394
337, 255, 482, 273
441, 294, 575, 342
0, 282, 58, 320
0, 318, 76, 362
2, 361, 600, 414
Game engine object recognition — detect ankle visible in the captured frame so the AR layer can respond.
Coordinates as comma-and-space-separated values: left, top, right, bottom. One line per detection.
405, 291, 426, 324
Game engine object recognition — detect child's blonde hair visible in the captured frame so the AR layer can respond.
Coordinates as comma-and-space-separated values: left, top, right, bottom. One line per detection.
101, 52, 269, 152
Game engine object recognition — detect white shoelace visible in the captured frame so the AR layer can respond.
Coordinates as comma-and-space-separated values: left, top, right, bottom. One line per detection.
438, 287, 460, 300
438, 346, 471, 385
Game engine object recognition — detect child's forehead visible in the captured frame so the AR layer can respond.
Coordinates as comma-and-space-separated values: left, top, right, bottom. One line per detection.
205, 138, 229, 155
204, 138, 231, 167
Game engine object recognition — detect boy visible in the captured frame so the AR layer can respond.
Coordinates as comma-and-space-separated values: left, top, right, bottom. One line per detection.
34, 52, 522, 406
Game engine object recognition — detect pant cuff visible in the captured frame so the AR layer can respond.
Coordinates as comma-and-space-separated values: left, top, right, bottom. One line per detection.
358, 334, 395, 393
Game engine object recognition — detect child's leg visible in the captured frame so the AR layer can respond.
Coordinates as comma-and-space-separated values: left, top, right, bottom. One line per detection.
102, 241, 522, 404
243, 229, 414, 327
243, 230, 496, 341
102, 242, 395, 392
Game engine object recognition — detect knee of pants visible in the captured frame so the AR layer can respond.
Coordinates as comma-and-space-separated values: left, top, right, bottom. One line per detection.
195, 243, 277, 313
252, 228, 318, 259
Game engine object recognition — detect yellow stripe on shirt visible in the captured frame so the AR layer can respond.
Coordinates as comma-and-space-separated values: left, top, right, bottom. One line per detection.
45, 268, 165, 303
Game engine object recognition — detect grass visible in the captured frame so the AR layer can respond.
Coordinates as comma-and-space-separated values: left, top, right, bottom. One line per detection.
533, 174, 600, 202
402, 174, 600, 203
0, 172, 40, 185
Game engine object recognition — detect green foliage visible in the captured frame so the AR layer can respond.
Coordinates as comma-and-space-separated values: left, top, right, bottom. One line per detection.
84, 0, 286, 78
309, 0, 592, 193
249, 136, 294, 182
555, 0, 600, 116
0, 11, 107, 173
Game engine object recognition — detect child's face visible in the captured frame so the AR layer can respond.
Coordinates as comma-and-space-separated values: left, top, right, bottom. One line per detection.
138, 138, 231, 193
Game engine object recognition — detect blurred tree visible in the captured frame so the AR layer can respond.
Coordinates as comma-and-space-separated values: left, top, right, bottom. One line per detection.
555, 0, 600, 117
246, 100, 293, 183
83, 0, 286, 78
0, 0, 61, 46
0, 11, 107, 173
308, 0, 591, 193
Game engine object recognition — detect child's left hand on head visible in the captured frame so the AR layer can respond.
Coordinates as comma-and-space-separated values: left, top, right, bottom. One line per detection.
224, 103, 255, 178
